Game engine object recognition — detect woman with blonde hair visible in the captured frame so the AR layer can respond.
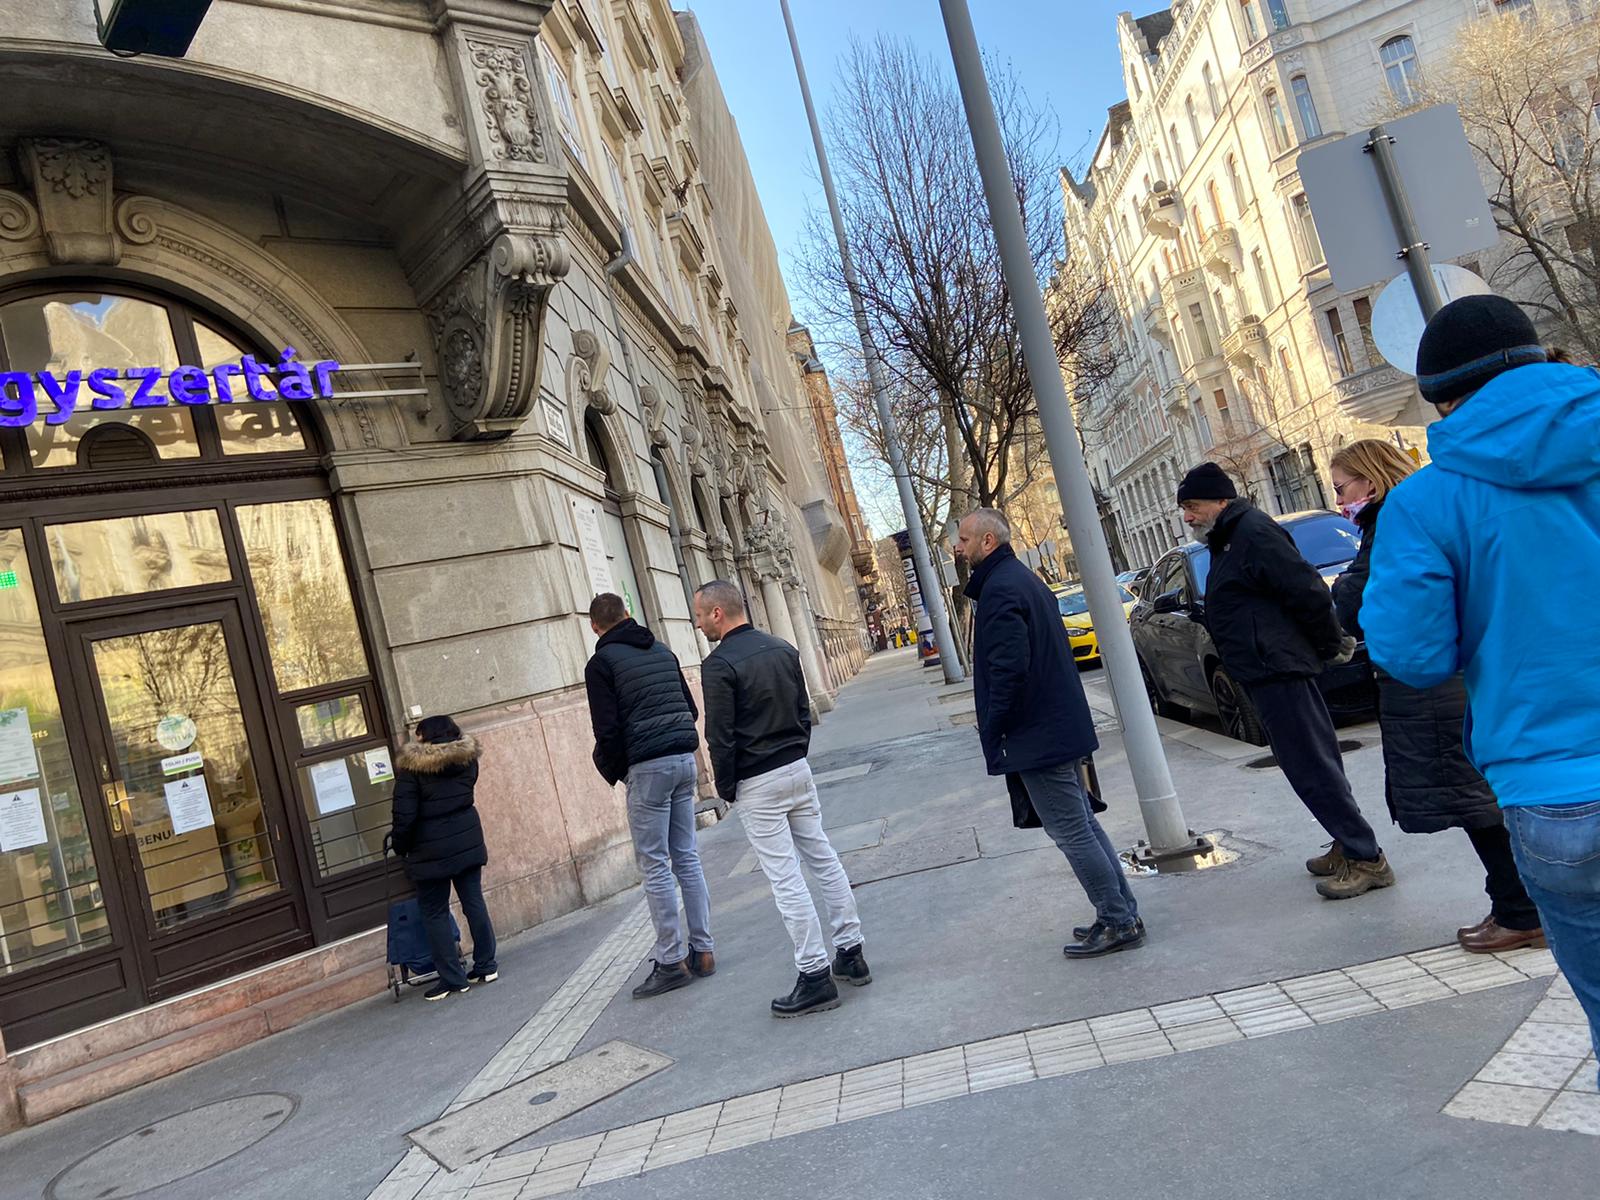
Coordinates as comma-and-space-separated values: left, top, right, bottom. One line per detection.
1330, 439, 1542, 952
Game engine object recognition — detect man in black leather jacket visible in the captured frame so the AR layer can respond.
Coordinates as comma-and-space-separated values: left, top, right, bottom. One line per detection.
695, 580, 870, 1018
585, 593, 714, 999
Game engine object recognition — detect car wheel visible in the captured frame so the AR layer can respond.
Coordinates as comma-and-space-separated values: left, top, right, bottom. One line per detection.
1210, 666, 1267, 745
1140, 660, 1179, 718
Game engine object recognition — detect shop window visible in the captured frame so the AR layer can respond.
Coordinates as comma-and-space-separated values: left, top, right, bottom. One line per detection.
294, 694, 370, 751
194, 325, 307, 455
237, 500, 368, 694
47, 510, 232, 603
0, 530, 111, 978
296, 747, 394, 880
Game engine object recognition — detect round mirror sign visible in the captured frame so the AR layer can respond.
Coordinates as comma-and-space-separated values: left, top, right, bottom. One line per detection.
156, 715, 197, 752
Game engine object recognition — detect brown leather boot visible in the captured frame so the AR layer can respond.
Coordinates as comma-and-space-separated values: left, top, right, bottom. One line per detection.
1306, 842, 1346, 877
687, 948, 716, 977
1457, 917, 1545, 954
1315, 852, 1396, 899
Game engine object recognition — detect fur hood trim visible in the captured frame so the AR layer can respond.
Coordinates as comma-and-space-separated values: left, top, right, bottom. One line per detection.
397, 735, 481, 773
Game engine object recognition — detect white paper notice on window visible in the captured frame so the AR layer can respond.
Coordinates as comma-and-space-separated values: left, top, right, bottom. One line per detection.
163, 775, 215, 836
0, 708, 38, 787
364, 749, 394, 785
0, 787, 47, 852
309, 759, 357, 815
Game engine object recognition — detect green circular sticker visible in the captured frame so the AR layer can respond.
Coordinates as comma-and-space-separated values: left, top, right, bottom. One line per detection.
156, 715, 197, 752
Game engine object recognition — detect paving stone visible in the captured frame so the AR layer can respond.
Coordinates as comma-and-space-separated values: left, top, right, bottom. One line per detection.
837, 1085, 903, 1120
1535, 1091, 1600, 1136
780, 1075, 842, 1109
706, 1115, 776, 1154
1150, 997, 1226, 1028
1548, 975, 1576, 1001
642, 1129, 714, 1172
475, 1151, 546, 1186
1443, 1082, 1554, 1127
1281, 970, 1361, 1002
1476, 1051, 1587, 1091
718, 1088, 782, 1121
902, 1075, 971, 1106
967, 1061, 1035, 1092
1410, 945, 1482, 974
1024, 1021, 1094, 1052
772, 1102, 841, 1137
1031, 1044, 1105, 1077
1367, 977, 1453, 1009
1214, 984, 1290, 1015
1165, 1018, 1243, 1052
841, 1061, 904, 1092
1089, 1009, 1159, 1040
903, 1048, 966, 1080
1234, 1005, 1314, 1038
535, 1135, 606, 1172
1505, 1021, 1597, 1059
1440, 963, 1527, 995
1347, 956, 1427, 987
1531, 998, 1592, 1025
463, 1179, 525, 1200
598, 1120, 661, 1154
1097, 1032, 1174, 1064
964, 1033, 1031, 1066
579, 1149, 648, 1187
1497, 947, 1559, 976
1565, 1059, 1599, 1094
1299, 991, 1384, 1024
517, 1165, 589, 1199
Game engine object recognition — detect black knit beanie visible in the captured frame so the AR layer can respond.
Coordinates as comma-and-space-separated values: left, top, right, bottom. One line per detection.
1415, 295, 1546, 408
1176, 462, 1238, 503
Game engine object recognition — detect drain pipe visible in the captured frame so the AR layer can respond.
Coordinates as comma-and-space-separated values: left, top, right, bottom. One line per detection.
605, 231, 707, 654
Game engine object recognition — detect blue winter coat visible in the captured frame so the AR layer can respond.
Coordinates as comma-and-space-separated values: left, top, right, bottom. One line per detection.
1362, 362, 1600, 810
965, 543, 1099, 775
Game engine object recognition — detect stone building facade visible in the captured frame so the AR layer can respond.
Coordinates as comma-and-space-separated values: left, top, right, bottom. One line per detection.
1061, 0, 1515, 568
0, 0, 867, 1114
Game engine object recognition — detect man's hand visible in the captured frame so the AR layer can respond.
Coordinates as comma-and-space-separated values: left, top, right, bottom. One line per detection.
1326, 635, 1357, 667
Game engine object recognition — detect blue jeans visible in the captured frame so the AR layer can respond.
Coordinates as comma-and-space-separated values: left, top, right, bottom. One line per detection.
1505, 801, 1600, 1072
1019, 762, 1138, 929
626, 753, 714, 965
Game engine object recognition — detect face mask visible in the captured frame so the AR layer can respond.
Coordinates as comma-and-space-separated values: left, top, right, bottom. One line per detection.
1339, 498, 1370, 522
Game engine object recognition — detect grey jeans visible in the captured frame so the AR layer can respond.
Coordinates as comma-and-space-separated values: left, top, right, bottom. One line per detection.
1019, 761, 1138, 929
626, 753, 714, 964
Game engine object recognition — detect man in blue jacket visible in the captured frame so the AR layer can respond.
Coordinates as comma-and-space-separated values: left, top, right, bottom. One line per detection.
956, 508, 1143, 958
1363, 294, 1600, 1071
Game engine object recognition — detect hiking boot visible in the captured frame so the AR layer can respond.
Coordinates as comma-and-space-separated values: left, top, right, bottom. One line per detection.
1315, 853, 1396, 900
423, 982, 469, 1001
1072, 917, 1145, 942
831, 943, 872, 987
1457, 916, 1545, 954
1063, 921, 1146, 959
467, 968, 499, 985
632, 959, 693, 999
687, 949, 716, 978
771, 967, 840, 1017
1306, 841, 1345, 877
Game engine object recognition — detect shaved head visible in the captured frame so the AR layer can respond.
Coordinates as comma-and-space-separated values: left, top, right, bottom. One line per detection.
955, 507, 1011, 568
693, 580, 747, 642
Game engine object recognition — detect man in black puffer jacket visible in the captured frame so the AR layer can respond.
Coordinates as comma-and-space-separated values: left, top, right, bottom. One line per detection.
585, 593, 714, 999
1176, 462, 1394, 900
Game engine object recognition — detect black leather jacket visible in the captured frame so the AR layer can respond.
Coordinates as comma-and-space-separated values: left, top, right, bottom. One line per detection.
701, 625, 811, 802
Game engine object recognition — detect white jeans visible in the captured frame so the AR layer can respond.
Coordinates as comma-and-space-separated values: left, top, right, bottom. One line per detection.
736, 759, 863, 974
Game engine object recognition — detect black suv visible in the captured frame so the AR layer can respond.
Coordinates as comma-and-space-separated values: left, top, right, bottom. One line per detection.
1129, 510, 1376, 744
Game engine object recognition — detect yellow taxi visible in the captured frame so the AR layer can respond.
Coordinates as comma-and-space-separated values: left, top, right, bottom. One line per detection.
1052, 582, 1138, 664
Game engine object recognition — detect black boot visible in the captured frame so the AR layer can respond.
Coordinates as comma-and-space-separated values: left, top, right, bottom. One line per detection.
632, 959, 693, 999
1063, 921, 1147, 959
831, 943, 872, 987
771, 967, 840, 1017
1071, 917, 1146, 942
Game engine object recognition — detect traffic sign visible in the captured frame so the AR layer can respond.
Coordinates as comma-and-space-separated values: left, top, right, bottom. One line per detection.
1370, 264, 1493, 375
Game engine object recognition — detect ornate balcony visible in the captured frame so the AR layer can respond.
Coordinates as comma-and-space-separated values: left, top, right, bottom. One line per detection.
1333, 366, 1422, 425
1160, 267, 1207, 320
1223, 315, 1270, 370
1202, 224, 1243, 281
1140, 183, 1183, 239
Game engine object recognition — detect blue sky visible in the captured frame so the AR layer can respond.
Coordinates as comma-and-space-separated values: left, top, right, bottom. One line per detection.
688, 0, 1136, 304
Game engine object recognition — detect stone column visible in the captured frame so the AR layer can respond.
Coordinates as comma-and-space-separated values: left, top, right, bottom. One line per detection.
785, 582, 836, 713
0, 1024, 18, 1133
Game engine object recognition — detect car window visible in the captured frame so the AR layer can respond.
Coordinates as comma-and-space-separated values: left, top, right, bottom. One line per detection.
1287, 514, 1362, 568
1188, 548, 1211, 596
1150, 555, 1187, 603
1057, 590, 1089, 617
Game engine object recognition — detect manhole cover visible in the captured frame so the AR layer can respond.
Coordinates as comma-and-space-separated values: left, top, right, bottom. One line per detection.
1245, 740, 1364, 770
47, 1093, 298, 1200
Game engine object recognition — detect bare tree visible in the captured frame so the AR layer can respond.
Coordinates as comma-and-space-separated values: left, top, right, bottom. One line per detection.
1391, 6, 1600, 358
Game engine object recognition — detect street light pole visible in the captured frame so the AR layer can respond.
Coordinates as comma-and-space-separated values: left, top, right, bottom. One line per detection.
939, 0, 1195, 853
779, 0, 965, 685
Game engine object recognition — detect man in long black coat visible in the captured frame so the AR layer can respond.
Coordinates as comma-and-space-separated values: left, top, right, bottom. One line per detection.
956, 508, 1144, 958
1175, 462, 1394, 899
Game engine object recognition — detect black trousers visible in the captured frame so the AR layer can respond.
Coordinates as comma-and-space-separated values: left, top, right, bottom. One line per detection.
1466, 823, 1542, 931
1247, 677, 1382, 862
414, 866, 497, 989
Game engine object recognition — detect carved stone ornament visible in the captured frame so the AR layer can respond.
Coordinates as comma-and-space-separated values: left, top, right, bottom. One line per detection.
568, 329, 616, 416
424, 217, 571, 440
19, 138, 121, 264
468, 39, 547, 164
640, 383, 669, 448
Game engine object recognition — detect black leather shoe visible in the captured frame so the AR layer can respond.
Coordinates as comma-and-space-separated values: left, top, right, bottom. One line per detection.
771, 968, 840, 1017
831, 943, 872, 987
632, 959, 693, 999
1063, 921, 1147, 959
1071, 917, 1145, 942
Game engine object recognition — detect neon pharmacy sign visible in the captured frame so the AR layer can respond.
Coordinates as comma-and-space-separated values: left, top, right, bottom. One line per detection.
0, 348, 340, 428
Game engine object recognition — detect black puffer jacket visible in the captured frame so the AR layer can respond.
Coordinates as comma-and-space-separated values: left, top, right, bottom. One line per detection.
390, 736, 488, 881
1333, 501, 1500, 832
1204, 499, 1344, 684
584, 619, 700, 785
701, 625, 810, 803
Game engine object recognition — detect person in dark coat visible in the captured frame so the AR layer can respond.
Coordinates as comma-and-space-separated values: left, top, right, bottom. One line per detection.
1330, 440, 1542, 952
1176, 462, 1395, 900
391, 714, 496, 1000
955, 507, 1143, 958
584, 592, 715, 1000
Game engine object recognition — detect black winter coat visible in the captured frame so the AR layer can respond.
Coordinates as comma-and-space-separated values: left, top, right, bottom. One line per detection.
965, 543, 1098, 776
390, 736, 489, 881
1332, 502, 1500, 833
1204, 499, 1344, 685
701, 625, 811, 803
584, 619, 700, 786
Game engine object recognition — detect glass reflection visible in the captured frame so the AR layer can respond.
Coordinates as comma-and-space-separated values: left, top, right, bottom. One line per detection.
237, 500, 368, 693
47, 511, 231, 603
195, 325, 308, 456
92, 622, 281, 929
294, 694, 370, 751
0, 294, 201, 468
0, 531, 110, 977
298, 750, 393, 878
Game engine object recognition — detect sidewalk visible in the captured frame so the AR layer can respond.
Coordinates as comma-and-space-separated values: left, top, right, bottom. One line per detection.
3, 648, 1594, 1200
